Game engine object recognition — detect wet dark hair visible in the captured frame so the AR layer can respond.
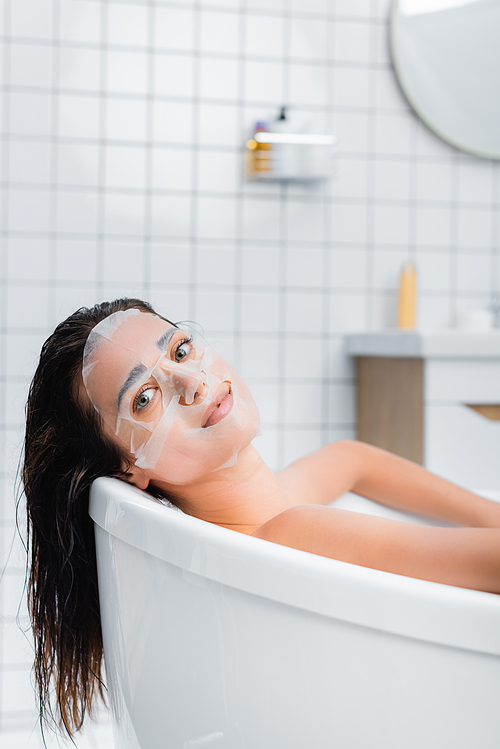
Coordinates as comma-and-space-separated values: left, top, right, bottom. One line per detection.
22, 298, 174, 736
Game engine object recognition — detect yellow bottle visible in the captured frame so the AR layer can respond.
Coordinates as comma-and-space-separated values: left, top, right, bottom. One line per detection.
397, 262, 417, 329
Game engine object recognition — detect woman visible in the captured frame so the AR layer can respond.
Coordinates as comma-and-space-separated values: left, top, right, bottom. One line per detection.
24, 298, 500, 737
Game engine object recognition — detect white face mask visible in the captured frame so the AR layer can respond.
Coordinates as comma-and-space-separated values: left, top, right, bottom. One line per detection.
82, 309, 260, 485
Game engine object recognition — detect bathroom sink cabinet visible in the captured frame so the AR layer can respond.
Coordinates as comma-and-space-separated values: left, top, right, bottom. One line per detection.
345, 331, 500, 489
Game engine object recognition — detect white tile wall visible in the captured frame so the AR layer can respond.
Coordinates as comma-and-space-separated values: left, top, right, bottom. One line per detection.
1, 0, 499, 743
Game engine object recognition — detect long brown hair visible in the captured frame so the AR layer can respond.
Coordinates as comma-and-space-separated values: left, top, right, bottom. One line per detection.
23, 298, 169, 736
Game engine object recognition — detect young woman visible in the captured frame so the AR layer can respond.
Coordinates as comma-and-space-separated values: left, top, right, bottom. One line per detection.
23, 298, 500, 737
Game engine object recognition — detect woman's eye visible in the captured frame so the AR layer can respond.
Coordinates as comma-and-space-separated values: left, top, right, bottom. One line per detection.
174, 340, 192, 362
135, 387, 156, 411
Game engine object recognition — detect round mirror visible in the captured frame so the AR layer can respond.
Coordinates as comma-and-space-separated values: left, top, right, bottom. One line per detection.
390, 0, 500, 159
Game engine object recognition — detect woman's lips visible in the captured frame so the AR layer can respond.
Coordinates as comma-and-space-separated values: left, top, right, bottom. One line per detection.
202, 384, 233, 427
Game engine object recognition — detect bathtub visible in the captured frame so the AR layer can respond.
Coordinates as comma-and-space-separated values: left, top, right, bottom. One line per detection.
89, 476, 500, 749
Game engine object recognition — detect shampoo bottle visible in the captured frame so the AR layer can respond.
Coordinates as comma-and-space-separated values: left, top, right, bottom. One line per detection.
397, 262, 417, 329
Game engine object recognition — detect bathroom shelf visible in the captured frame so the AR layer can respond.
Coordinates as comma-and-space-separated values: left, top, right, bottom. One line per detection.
245, 131, 338, 182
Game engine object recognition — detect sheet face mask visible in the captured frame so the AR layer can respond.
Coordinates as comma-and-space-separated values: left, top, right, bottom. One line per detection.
82, 309, 260, 485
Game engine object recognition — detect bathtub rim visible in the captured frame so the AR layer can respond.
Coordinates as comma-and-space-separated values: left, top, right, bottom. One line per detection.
90, 476, 500, 657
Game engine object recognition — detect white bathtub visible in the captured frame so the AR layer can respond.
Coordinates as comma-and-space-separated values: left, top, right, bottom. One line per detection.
90, 476, 500, 749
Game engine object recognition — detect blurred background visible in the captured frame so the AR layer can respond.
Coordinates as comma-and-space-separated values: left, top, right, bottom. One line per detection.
0, 0, 499, 744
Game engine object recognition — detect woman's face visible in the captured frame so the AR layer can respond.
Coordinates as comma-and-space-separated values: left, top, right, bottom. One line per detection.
82, 310, 260, 485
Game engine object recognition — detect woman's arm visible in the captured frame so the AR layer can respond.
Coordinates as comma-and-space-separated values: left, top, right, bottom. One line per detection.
280, 440, 500, 528
252, 503, 500, 594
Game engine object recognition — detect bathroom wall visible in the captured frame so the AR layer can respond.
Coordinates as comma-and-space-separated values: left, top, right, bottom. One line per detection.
1, 0, 499, 736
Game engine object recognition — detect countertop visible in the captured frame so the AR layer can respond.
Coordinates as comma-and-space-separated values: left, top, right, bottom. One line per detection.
344, 330, 500, 358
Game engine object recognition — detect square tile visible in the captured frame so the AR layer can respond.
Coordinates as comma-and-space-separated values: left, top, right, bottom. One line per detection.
6, 284, 50, 329
195, 245, 236, 286
151, 194, 191, 237
329, 157, 368, 198
240, 336, 280, 379
8, 141, 51, 185
55, 240, 97, 283
457, 209, 492, 249
417, 296, 451, 330
59, 0, 101, 44
290, 17, 327, 60
245, 14, 284, 58
329, 382, 356, 424
7, 237, 50, 280
9, 93, 51, 137
149, 243, 191, 283
370, 290, 398, 330
415, 206, 451, 247
241, 245, 280, 286
153, 100, 193, 144
286, 200, 324, 242
456, 251, 492, 293
373, 204, 410, 245
107, 50, 148, 94
458, 159, 494, 204
154, 53, 194, 98
195, 290, 235, 332
285, 291, 323, 333
373, 159, 411, 201
332, 20, 371, 63
333, 111, 369, 154
416, 162, 452, 203
57, 143, 100, 187
154, 6, 195, 50
200, 57, 239, 101
329, 292, 367, 331
242, 197, 281, 241
291, 0, 328, 12
107, 2, 148, 47
103, 193, 145, 236
11, 0, 52, 38
375, 113, 413, 155
59, 47, 100, 91
245, 60, 283, 103
250, 381, 280, 423
285, 247, 324, 287
102, 242, 145, 285
8, 188, 50, 232
333, 67, 370, 108
200, 10, 239, 55
151, 146, 192, 191
240, 291, 280, 332
10, 43, 52, 88
284, 335, 324, 379
329, 247, 367, 289
327, 337, 355, 379
284, 382, 323, 426
330, 203, 367, 244
336, 0, 372, 16
289, 63, 327, 107
106, 98, 147, 141
196, 196, 237, 239
58, 94, 100, 139
56, 190, 99, 234
198, 103, 240, 147
197, 150, 241, 193
415, 250, 451, 292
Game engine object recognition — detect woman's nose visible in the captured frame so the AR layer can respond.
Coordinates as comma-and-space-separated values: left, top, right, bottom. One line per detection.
172, 372, 206, 406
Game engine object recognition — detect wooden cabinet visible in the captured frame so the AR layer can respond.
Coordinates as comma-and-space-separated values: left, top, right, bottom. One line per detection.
346, 332, 500, 489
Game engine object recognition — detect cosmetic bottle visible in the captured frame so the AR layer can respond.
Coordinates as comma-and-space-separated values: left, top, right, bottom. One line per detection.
246, 121, 270, 176
397, 262, 417, 329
